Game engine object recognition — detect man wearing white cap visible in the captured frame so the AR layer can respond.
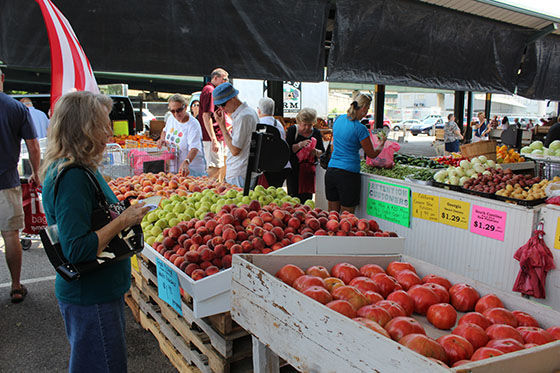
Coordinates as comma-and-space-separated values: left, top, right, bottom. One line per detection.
213, 82, 258, 188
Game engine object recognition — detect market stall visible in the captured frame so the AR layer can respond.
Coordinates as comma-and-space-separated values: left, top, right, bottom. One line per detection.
315, 152, 560, 311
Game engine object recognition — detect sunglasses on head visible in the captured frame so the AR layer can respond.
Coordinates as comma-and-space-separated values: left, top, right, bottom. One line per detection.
169, 105, 185, 114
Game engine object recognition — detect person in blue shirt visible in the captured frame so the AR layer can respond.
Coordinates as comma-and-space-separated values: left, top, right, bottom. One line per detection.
325, 93, 386, 213
20, 97, 50, 138
41, 91, 149, 373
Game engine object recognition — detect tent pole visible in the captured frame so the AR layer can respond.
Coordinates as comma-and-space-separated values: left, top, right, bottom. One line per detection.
374, 84, 385, 129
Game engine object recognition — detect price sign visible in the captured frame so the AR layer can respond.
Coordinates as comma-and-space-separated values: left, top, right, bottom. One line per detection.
130, 254, 140, 272
555, 218, 560, 250
156, 257, 183, 315
367, 180, 411, 227
438, 197, 470, 229
470, 205, 507, 241
412, 193, 439, 222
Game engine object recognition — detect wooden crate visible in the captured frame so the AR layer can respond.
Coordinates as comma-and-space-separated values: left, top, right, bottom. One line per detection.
134, 256, 251, 360
231, 254, 560, 372
460, 140, 497, 161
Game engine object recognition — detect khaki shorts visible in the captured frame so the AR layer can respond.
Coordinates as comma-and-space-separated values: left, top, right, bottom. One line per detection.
0, 186, 24, 231
203, 141, 225, 168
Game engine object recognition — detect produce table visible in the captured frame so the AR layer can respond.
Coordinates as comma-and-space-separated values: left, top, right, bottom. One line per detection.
231, 252, 560, 372
315, 166, 560, 311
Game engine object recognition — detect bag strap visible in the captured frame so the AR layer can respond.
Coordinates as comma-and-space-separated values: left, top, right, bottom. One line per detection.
53, 164, 107, 206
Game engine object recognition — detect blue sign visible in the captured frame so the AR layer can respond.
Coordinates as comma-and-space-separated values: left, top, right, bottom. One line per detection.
156, 257, 183, 315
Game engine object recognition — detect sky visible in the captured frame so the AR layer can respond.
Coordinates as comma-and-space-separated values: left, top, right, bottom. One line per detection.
490, 0, 560, 20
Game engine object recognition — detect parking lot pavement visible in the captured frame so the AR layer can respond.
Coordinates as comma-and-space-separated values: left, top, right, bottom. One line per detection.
0, 238, 176, 372
387, 132, 439, 157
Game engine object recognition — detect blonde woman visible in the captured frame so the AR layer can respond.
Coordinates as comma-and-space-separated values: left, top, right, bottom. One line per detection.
286, 108, 325, 203
325, 93, 386, 213
40, 91, 149, 372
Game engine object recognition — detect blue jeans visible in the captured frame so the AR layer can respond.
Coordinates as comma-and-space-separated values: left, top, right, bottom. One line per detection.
58, 297, 127, 373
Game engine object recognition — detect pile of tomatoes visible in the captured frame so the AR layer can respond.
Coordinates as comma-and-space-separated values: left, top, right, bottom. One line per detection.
276, 260, 560, 367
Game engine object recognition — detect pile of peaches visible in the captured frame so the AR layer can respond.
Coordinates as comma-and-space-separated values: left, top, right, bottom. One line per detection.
108, 172, 239, 201
275, 261, 560, 367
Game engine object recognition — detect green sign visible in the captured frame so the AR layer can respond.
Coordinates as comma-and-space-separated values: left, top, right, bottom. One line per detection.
366, 179, 411, 227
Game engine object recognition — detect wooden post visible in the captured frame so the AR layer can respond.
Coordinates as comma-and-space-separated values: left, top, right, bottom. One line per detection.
252, 336, 280, 373
485, 92, 492, 122
374, 84, 385, 129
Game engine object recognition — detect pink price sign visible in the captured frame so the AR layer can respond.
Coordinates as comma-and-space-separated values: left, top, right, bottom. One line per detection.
470, 205, 507, 241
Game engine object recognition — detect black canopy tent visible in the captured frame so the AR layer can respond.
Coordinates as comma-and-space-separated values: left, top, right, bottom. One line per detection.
0, 0, 329, 86
518, 34, 560, 101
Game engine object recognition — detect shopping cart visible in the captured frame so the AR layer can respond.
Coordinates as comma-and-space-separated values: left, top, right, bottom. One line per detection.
19, 179, 47, 251
127, 146, 177, 174
100, 143, 133, 179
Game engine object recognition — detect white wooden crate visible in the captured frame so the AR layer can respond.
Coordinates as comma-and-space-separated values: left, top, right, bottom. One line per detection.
231, 254, 560, 372
141, 237, 404, 318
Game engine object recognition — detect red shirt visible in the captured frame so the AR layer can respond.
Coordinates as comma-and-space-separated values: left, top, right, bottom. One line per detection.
197, 83, 223, 142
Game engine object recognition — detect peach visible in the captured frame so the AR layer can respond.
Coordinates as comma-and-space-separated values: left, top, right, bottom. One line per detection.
326, 300, 356, 318
293, 275, 326, 292
331, 262, 360, 284
303, 286, 333, 304
323, 277, 345, 292
306, 265, 330, 279
275, 264, 305, 286
332, 285, 368, 310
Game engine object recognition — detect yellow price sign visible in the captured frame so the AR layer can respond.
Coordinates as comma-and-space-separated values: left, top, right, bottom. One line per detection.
113, 120, 129, 136
412, 192, 439, 222
555, 218, 560, 250
131, 254, 140, 272
438, 197, 470, 230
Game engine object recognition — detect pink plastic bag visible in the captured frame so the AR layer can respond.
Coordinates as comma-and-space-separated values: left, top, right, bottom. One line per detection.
366, 132, 400, 168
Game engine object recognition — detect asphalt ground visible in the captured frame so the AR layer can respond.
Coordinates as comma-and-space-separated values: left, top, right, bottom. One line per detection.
0, 237, 176, 373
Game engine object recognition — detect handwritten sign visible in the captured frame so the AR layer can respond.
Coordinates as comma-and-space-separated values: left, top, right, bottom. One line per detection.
156, 257, 183, 315
112, 120, 129, 136
130, 254, 140, 272
412, 193, 439, 222
470, 205, 507, 241
439, 197, 470, 230
367, 180, 411, 227
555, 218, 560, 250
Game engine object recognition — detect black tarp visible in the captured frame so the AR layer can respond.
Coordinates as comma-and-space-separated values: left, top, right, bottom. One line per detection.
327, 0, 531, 93
517, 34, 560, 101
0, 0, 328, 82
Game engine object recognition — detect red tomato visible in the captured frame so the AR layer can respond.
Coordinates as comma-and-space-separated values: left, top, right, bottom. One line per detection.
386, 261, 417, 277
517, 326, 555, 345
475, 294, 504, 314
359, 263, 385, 278
375, 300, 407, 318
331, 262, 360, 284
353, 317, 391, 338
427, 303, 457, 330
458, 312, 492, 330
449, 283, 480, 312
363, 290, 384, 305
486, 324, 524, 343
422, 274, 452, 290
292, 275, 326, 292
356, 304, 392, 327
326, 300, 356, 318
408, 285, 440, 315
302, 286, 332, 305
452, 323, 489, 350
546, 326, 560, 340
371, 273, 400, 298
349, 276, 381, 294
384, 316, 426, 341
471, 347, 504, 361
436, 334, 474, 365
512, 310, 539, 327
422, 283, 450, 303
395, 270, 422, 290
483, 308, 518, 328
387, 290, 414, 316
275, 264, 304, 286
399, 334, 448, 364
486, 338, 525, 353
331, 285, 368, 311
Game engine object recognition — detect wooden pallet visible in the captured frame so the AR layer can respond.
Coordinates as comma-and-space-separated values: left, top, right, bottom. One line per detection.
130, 265, 252, 373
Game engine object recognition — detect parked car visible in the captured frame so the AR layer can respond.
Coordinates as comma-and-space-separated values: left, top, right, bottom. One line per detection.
392, 119, 421, 131
135, 109, 156, 128
360, 114, 392, 130
409, 117, 444, 136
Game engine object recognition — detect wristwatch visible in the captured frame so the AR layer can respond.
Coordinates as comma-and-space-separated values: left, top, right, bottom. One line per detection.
184, 159, 191, 165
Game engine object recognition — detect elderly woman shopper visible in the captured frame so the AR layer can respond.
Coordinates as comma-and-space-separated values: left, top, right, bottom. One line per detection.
157, 94, 206, 176
286, 108, 325, 203
325, 93, 386, 213
444, 114, 463, 153
41, 91, 150, 372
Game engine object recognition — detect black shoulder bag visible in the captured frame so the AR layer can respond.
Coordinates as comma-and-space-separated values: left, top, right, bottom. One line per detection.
319, 141, 332, 170
39, 165, 144, 282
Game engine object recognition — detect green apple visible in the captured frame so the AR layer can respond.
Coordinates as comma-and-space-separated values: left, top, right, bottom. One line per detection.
170, 194, 181, 202
255, 185, 265, 193
177, 213, 189, 221
156, 209, 167, 219
146, 211, 159, 223
173, 203, 186, 214
168, 217, 180, 227
150, 225, 163, 236
141, 221, 151, 229
145, 236, 156, 246
304, 199, 315, 209
164, 203, 175, 212
156, 233, 164, 243
165, 212, 177, 220
292, 197, 300, 204
155, 219, 168, 229
185, 207, 196, 216
160, 199, 172, 207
